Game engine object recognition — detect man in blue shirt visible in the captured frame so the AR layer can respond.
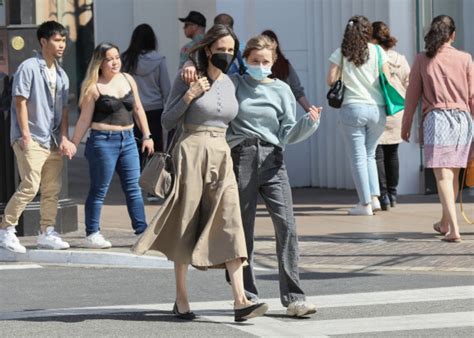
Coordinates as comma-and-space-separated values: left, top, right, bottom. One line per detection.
0, 21, 76, 253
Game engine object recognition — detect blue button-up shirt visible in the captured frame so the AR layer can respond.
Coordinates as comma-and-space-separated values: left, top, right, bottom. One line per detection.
10, 53, 69, 149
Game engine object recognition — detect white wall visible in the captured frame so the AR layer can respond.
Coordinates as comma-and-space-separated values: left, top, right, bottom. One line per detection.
388, 0, 422, 194
462, 0, 474, 55
96, 0, 474, 194
94, 0, 215, 81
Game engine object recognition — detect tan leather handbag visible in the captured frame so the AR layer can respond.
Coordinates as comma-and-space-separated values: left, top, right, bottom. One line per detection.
139, 131, 178, 200
139, 152, 174, 199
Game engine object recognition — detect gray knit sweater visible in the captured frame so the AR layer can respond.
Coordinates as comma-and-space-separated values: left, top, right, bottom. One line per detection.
161, 73, 238, 131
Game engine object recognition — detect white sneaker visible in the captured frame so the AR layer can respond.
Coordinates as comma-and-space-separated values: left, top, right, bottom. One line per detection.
348, 203, 373, 215
37, 226, 70, 250
371, 197, 381, 212
0, 226, 26, 254
84, 232, 112, 249
287, 301, 317, 317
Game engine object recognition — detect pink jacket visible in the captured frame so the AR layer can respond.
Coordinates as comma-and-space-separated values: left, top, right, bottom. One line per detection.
402, 44, 473, 136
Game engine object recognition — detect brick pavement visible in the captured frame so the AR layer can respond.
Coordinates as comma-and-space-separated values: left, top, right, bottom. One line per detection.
2, 150, 474, 273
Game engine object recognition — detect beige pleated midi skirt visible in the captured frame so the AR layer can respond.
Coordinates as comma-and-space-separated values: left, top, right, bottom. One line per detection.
132, 124, 247, 269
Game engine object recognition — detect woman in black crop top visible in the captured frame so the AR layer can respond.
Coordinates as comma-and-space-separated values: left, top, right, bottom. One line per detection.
71, 42, 154, 249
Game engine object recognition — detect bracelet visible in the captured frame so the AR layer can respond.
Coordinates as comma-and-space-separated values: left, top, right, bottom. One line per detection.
142, 134, 153, 141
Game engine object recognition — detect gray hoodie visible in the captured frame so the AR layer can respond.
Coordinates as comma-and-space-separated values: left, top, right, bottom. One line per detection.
133, 51, 171, 111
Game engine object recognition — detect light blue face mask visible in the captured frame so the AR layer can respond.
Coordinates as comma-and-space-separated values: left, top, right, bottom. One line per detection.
246, 64, 272, 81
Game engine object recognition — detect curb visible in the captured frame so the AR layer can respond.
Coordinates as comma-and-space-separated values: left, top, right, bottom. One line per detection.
0, 248, 174, 269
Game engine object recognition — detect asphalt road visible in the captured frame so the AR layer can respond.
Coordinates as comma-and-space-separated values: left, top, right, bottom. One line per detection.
1, 263, 473, 337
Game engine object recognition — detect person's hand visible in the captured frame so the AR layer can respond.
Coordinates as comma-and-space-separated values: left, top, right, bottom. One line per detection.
60, 138, 77, 160
185, 77, 210, 103
19, 134, 31, 151
307, 105, 323, 122
401, 128, 410, 142
142, 139, 154, 155
181, 61, 198, 84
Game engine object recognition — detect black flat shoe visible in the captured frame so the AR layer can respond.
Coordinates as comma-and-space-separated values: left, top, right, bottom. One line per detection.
172, 302, 196, 320
234, 302, 269, 322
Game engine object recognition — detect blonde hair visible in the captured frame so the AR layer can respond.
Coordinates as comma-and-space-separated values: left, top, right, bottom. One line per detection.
78, 42, 119, 107
242, 35, 277, 62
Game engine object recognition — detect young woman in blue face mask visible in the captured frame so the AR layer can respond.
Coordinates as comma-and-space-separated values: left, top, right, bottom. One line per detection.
132, 24, 268, 322
227, 35, 321, 317
181, 33, 322, 318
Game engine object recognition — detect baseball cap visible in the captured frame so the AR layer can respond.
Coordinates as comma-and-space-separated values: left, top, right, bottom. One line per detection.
179, 10, 206, 27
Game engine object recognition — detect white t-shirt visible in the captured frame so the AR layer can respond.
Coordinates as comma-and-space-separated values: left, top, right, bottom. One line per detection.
329, 43, 388, 106
45, 63, 57, 102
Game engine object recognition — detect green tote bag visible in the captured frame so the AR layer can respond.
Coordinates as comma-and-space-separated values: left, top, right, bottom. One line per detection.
376, 45, 405, 116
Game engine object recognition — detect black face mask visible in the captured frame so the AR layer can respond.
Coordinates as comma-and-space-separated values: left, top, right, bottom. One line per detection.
210, 52, 234, 73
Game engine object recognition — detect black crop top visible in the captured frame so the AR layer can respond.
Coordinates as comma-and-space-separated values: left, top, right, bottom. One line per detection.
92, 74, 135, 126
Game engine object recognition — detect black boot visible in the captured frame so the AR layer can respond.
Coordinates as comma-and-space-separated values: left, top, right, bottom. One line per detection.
388, 193, 397, 207
379, 194, 390, 211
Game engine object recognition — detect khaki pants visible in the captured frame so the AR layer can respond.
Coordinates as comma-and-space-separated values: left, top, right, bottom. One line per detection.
1, 140, 63, 231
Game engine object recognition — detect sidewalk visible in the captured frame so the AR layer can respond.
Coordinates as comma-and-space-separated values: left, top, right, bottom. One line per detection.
1, 150, 473, 273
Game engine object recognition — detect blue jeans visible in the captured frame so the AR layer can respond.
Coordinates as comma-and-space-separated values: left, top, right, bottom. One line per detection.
339, 104, 386, 204
84, 129, 147, 236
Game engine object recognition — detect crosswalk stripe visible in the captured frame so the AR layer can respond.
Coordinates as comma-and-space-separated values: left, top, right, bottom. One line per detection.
0, 264, 43, 271
1, 285, 473, 336
298, 285, 474, 309
197, 311, 474, 337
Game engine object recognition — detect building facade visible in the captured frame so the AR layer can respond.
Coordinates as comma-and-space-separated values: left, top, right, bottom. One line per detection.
93, 0, 473, 194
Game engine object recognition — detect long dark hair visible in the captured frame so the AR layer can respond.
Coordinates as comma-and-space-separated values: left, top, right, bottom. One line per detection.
261, 29, 290, 80
341, 15, 372, 67
188, 24, 239, 74
372, 21, 397, 50
424, 15, 455, 58
122, 24, 158, 74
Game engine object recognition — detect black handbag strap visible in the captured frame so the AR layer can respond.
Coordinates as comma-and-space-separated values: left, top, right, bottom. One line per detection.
339, 53, 344, 81
164, 119, 185, 155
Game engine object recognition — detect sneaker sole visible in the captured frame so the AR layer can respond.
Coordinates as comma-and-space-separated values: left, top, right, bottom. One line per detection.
0, 244, 27, 254
348, 212, 373, 216
294, 307, 317, 317
241, 303, 269, 320
83, 243, 112, 249
37, 244, 70, 250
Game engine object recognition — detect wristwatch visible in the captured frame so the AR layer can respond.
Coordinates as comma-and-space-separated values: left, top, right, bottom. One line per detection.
142, 134, 152, 141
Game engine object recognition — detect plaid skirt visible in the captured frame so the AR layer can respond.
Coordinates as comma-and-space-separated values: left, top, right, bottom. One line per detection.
423, 109, 473, 168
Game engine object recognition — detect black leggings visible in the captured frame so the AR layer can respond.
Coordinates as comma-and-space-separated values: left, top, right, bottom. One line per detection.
376, 144, 399, 196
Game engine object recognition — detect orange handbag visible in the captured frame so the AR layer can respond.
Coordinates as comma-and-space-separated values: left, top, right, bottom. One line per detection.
465, 160, 474, 187
460, 160, 474, 224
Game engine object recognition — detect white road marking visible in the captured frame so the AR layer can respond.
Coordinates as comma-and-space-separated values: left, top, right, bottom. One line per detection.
0, 264, 43, 271
1, 285, 473, 336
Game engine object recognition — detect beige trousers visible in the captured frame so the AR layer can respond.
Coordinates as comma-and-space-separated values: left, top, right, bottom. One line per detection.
1, 140, 63, 231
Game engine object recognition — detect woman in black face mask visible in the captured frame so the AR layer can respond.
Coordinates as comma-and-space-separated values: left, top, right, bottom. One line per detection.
132, 24, 268, 322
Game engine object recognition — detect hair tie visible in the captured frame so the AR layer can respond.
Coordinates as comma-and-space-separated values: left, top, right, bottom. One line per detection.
348, 20, 354, 26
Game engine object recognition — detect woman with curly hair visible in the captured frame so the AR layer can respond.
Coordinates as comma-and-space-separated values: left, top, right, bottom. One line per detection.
402, 15, 473, 242
372, 21, 410, 210
327, 15, 391, 215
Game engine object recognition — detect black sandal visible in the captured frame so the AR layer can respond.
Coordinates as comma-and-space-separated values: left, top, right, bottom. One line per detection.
173, 302, 196, 320
234, 302, 268, 322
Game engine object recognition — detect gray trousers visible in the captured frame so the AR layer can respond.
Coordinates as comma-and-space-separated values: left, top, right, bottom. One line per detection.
231, 138, 306, 306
